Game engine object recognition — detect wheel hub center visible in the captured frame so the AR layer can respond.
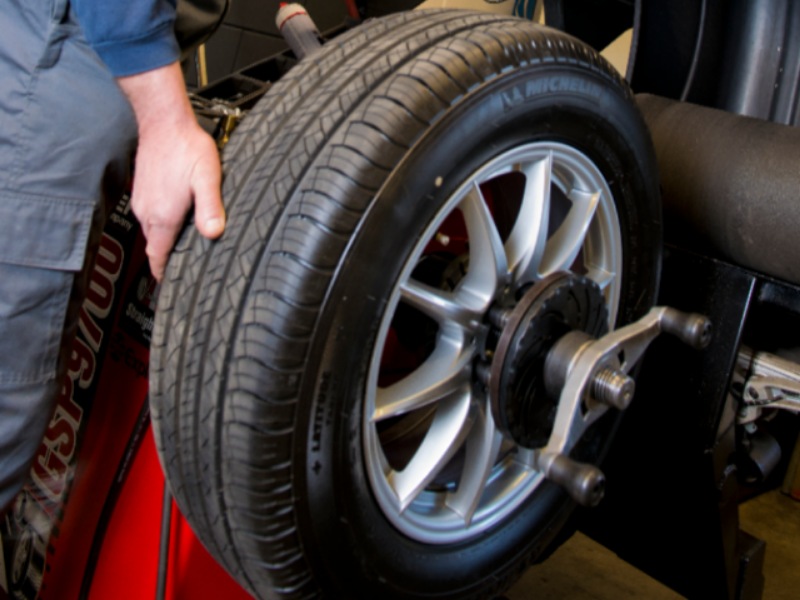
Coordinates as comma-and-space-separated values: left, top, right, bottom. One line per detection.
487, 273, 608, 447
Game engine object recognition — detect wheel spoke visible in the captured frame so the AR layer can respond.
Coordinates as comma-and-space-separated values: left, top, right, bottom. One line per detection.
400, 280, 481, 330
514, 447, 538, 470
585, 263, 619, 325
456, 183, 508, 312
373, 333, 472, 422
387, 389, 473, 512
539, 188, 600, 276
506, 154, 552, 284
585, 264, 615, 291
445, 405, 503, 526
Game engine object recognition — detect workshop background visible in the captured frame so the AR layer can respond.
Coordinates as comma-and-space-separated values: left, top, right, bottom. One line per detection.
187, 1, 800, 598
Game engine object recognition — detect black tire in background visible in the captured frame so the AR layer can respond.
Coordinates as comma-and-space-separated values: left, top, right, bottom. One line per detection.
149, 9, 660, 600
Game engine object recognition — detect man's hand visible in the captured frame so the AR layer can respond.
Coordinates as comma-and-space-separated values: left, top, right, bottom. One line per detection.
117, 62, 226, 281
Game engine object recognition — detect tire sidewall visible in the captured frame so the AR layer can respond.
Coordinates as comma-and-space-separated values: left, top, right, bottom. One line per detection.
298, 64, 660, 598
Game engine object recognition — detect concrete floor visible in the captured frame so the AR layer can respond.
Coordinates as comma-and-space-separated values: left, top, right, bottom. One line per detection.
740, 490, 800, 600
504, 490, 800, 599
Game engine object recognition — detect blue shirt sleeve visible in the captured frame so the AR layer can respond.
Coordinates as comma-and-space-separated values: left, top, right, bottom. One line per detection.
70, 1, 180, 77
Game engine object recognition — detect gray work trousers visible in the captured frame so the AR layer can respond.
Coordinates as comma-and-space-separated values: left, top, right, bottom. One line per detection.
0, 0, 137, 510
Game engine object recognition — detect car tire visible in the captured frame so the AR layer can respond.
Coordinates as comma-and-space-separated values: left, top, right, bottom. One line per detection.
149, 9, 661, 599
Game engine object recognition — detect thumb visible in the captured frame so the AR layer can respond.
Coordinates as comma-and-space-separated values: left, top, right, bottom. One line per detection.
192, 156, 226, 240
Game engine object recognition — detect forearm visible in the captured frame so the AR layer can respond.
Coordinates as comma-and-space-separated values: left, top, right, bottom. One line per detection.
117, 61, 196, 135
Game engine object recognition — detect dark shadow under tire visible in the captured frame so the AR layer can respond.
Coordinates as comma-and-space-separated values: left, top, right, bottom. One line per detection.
149, 9, 661, 600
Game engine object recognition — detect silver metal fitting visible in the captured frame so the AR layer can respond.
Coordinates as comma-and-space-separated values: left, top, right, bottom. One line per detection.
591, 368, 636, 410
536, 452, 606, 507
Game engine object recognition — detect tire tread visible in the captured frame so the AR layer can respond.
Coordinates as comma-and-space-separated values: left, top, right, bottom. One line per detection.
150, 10, 639, 599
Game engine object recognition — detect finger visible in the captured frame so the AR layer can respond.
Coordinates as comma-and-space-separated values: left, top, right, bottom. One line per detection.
147, 250, 166, 283
145, 223, 182, 283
